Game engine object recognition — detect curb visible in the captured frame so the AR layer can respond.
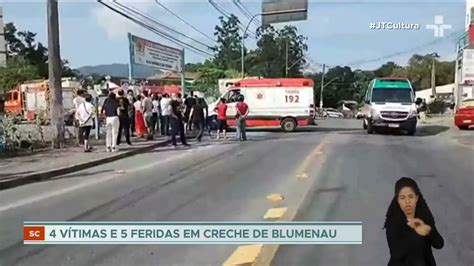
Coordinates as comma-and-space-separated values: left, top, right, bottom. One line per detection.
0, 139, 171, 190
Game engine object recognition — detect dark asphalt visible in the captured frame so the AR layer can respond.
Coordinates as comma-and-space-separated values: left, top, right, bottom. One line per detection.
0, 130, 328, 266
0, 119, 472, 266
273, 120, 474, 266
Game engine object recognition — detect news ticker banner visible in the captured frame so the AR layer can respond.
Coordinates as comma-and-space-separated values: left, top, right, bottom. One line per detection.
24, 222, 362, 245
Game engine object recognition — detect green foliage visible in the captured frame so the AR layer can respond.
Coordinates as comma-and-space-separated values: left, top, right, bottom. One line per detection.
0, 59, 40, 92
0, 22, 77, 92
213, 15, 242, 70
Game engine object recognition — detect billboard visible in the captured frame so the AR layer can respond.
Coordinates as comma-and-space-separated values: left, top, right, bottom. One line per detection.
462, 49, 474, 85
261, 0, 308, 25
129, 34, 183, 72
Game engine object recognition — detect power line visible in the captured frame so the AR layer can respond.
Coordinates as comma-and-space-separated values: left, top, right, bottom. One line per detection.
112, 0, 214, 51
346, 29, 464, 67
208, 0, 257, 39
154, 0, 215, 43
97, 0, 213, 57
233, 0, 260, 28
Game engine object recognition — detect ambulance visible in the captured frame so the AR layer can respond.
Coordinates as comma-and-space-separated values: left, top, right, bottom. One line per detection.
210, 78, 316, 132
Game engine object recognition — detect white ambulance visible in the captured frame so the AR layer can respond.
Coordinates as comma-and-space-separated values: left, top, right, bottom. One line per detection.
210, 78, 316, 132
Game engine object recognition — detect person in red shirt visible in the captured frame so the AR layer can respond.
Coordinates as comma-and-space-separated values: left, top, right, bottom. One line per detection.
215, 98, 228, 140
235, 94, 249, 141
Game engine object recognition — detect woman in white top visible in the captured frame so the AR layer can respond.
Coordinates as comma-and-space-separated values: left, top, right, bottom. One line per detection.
75, 94, 96, 152
152, 94, 161, 134
160, 93, 172, 136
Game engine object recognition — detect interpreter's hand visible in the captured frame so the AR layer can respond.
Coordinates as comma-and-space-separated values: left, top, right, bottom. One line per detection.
407, 218, 431, 236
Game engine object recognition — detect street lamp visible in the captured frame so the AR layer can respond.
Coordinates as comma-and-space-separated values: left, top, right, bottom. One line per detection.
241, 9, 308, 78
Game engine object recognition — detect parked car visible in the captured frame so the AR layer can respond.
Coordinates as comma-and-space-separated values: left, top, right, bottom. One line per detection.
454, 98, 474, 130
323, 108, 344, 118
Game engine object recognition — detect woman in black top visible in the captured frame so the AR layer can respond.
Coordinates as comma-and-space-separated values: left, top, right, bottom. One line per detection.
384, 177, 444, 266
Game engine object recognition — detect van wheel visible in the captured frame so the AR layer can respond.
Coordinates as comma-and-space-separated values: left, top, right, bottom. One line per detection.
367, 120, 374, 134
363, 119, 368, 129
281, 118, 297, 132
458, 125, 469, 130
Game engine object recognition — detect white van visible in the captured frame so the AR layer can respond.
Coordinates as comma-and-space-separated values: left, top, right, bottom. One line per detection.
361, 78, 421, 135
210, 78, 316, 132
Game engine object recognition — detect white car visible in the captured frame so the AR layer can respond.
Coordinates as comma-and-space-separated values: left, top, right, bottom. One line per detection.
323, 108, 344, 118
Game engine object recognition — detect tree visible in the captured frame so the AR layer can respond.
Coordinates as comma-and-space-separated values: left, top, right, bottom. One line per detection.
249, 25, 308, 78
374, 62, 402, 77
2, 22, 77, 83
0, 59, 40, 92
276, 26, 308, 77
213, 15, 242, 71
250, 25, 280, 77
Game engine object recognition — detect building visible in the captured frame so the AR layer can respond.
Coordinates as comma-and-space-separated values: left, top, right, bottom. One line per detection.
416, 83, 455, 103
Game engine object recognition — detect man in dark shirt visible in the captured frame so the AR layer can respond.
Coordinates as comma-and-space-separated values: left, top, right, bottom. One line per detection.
189, 98, 206, 142
170, 93, 189, 148
184, 92, 197, 131
116, 90, 132, 146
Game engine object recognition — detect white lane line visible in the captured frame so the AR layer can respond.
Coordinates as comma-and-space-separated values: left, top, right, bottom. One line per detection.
0, 145, 215, 213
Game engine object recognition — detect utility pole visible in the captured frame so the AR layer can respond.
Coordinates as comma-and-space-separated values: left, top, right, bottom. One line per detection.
431, 57, 436, 98
319, 64, 326, 109
47, 0, 64, 149
285, 38, 289, 77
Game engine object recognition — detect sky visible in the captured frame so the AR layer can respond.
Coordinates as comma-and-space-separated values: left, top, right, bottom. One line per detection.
0, 0, 469, 72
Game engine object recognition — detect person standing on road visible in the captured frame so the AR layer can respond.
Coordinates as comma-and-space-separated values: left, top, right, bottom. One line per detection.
235, 95, 249, 141
215, 98, 228, 140
73, 89, 86, 145
384, 177, 444, 266
116, 90, 132, 146
127, 90, 136, 136
184, 92, 196, 132
418, 99, 428, 124
133, 95, 146, 138
101, 92, 120, 152
75, 94, 96, 152
170, 93, 189, 148
189, 98, 206, 142
142, 90, 154, 140
152, 94, 161, 136
160, 93, 172, 136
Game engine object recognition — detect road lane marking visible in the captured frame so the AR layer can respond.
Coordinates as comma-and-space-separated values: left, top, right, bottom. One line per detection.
263, 207, 288, 220
223, 245, 263, 266
255, 138, 328, 265
266, 193, 284, 202
0, 146, 216, 213
296, 173, 308, 179
222, 137, 329, 266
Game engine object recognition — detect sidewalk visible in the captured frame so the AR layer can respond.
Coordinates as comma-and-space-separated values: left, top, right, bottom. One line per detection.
0, 136, 171, 190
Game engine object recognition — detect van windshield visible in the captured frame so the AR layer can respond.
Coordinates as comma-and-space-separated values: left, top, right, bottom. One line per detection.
371, 88, 413, 103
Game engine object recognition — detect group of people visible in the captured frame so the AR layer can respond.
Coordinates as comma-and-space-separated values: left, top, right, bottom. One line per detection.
73, 89, 250, 152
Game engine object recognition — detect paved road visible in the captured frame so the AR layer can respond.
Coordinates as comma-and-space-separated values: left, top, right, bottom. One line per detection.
274, 120, 474, 266
0, 119, 472, 266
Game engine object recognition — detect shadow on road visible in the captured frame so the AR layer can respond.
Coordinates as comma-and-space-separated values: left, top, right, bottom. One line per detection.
50, 169, 115, 180
246, 126, 361, 133
336, 125, 451, 137
416, 125, 450, 136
